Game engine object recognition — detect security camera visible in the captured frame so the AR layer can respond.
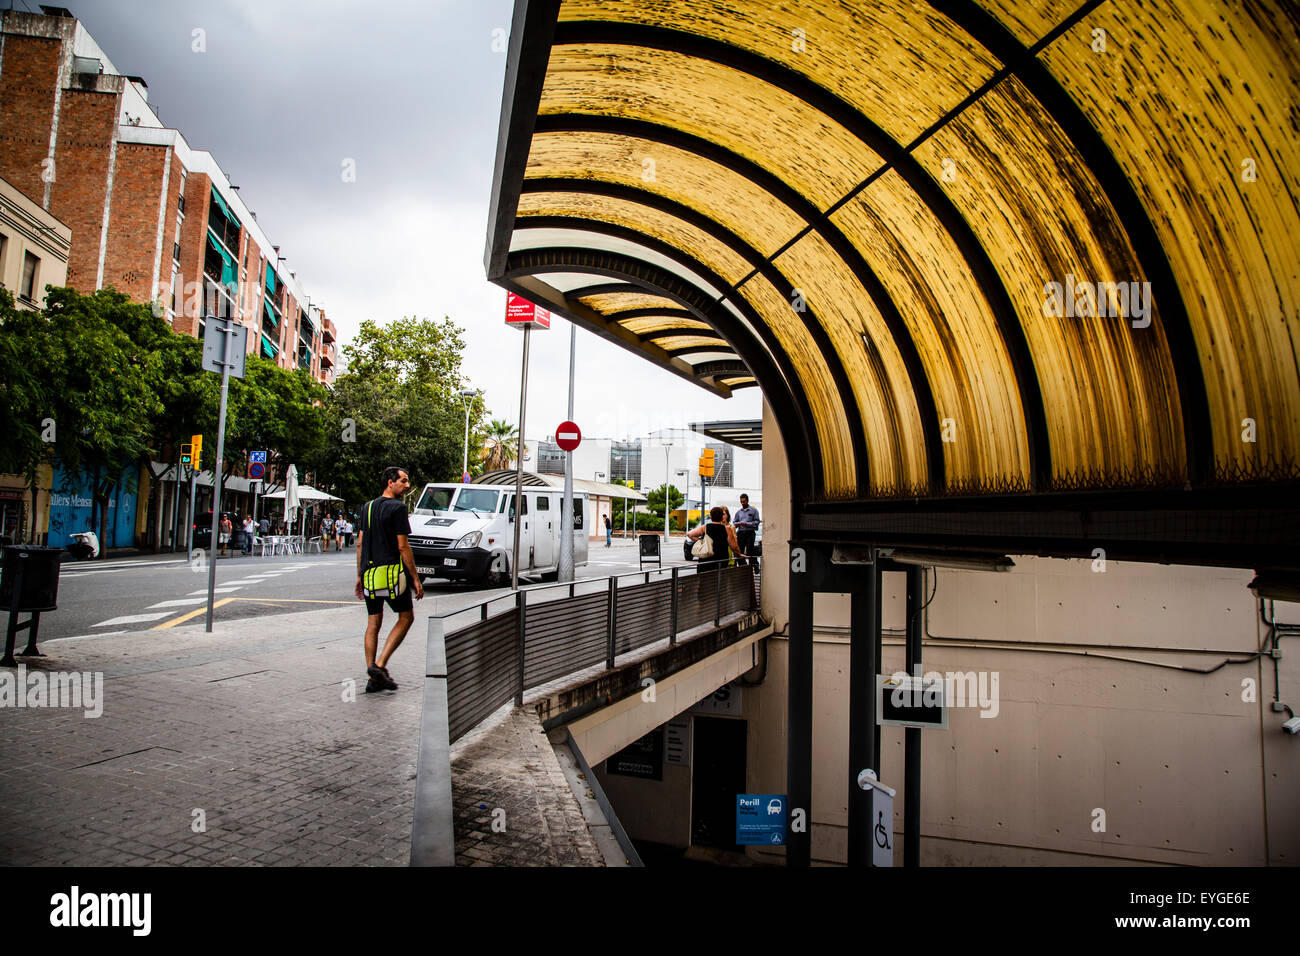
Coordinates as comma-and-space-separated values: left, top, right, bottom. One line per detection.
1284, 716, 1300, 735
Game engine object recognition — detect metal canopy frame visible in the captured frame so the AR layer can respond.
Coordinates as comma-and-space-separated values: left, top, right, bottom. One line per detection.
485, 0, 1300, 566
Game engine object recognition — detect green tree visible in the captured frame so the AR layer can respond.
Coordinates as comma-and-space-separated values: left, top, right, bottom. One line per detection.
0, 289, 57, 540
38, 287, 166, 549
481, 418, 518, 471
310, 316, 484, 505
645, 483, 684, 517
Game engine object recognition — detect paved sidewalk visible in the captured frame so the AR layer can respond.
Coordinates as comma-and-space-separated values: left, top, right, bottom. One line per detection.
0, 602, 607, 867
0, 606, 419, 866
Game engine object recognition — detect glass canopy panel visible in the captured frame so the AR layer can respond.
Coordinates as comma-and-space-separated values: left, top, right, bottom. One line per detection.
525, 131, 807, 258
518, 192, 754, 285
577, 291, 681, 313
774, 231, 928, 496
531, 271, 627, 294
831, 169, 1030, 491
971, 0, 1080, 46
737, 272, 857, 496
1040, 3, 1300, 481
654, 334, 731, 351
511, 225, 724, 298
617, 316, 714, 336
540, 44, 879, 209
556, 0, 1001, 145
913, 75, 1186, 488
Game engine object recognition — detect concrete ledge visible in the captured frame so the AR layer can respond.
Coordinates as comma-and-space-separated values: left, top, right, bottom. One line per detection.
533, 611, 767, 734
559, 616, 772, 766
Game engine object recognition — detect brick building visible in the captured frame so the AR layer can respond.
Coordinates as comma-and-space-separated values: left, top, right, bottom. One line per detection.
0, 6, 337, 383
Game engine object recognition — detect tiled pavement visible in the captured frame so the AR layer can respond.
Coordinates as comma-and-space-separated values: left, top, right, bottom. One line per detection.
0, 604, 603, 867
451, 707, 605, 867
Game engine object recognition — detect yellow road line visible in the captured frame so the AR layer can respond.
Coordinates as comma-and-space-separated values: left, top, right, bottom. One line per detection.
150, 596, 360, 630
152, 598, 234, 629
226, 598, 361, 605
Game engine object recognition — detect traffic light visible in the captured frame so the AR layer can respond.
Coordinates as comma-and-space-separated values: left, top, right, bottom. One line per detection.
699, 448, 715, 478
190, 433, 203, 466
180, 443, 193, 465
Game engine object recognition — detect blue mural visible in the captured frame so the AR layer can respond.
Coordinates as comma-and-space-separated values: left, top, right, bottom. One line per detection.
46, 462, 138, 551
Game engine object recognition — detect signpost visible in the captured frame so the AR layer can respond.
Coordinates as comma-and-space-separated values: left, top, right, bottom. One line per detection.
556, 405, 580, 583
506, 292, 548, 589
201, 315, 246, 632
249, 451, 267, 528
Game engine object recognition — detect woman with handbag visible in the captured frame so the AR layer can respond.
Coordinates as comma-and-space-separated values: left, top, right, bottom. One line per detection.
685, 506, 740, 570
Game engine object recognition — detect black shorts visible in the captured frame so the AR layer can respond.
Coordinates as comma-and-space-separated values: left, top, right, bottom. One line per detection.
364, 586, 413, 616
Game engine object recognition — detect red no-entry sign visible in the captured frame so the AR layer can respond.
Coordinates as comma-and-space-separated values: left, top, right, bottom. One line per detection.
555, 421, 581, 451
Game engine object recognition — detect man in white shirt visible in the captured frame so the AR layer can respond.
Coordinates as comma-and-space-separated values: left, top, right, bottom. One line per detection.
242, 515, 257, 555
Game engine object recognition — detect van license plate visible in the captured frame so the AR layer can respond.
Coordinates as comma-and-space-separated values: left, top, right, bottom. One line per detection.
415, 566, 435, 575
443, 558, 459, 567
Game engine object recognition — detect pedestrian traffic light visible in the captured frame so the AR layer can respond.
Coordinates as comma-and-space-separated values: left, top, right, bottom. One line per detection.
180, 443, 193, 465
699, 448, 715, 477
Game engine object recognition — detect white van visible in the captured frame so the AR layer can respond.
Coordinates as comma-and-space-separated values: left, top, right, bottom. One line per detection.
406, 482, 588, 586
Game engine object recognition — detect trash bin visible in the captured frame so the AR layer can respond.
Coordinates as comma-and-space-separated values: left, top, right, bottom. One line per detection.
0, 545, 62, 612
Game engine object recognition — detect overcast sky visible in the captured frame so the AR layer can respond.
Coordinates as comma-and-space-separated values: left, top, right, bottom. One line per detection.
68, 0, 763, 446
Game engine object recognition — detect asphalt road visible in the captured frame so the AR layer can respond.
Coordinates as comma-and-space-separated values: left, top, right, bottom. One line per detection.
28, 540, 691, 646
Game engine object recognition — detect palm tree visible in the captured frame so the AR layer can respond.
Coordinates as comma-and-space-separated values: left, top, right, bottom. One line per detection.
481, 419, 518, 471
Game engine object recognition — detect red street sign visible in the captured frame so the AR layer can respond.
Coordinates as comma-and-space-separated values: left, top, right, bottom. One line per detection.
249, 462, 265, 479
555, 421, 581, 451
505, 291, 551, 329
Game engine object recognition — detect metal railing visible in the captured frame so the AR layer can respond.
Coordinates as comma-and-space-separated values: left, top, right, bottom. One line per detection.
412, 555, 761, 865
437, 557, 760, 744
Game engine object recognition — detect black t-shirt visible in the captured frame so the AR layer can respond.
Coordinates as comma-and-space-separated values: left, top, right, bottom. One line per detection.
360, 496, 411, 568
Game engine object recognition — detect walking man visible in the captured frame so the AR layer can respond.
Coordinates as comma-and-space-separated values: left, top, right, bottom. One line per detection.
356, 466, 423, 692
604, 513, 612, 547
241, 514, 256, 555
733, 494, 760, 565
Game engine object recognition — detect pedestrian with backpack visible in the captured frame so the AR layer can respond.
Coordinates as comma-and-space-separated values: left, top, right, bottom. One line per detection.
355, 466, 423, 692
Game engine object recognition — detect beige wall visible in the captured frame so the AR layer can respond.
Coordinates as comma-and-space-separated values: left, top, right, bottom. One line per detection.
751, 403, 1299, 866
0, 175, 71, 309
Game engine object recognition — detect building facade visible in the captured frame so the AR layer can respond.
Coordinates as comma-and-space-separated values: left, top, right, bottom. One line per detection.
0, 7, 336, 383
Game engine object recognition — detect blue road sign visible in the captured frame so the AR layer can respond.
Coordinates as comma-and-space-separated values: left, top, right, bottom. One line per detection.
736, 793, 786, 846
250, 451, 267, 464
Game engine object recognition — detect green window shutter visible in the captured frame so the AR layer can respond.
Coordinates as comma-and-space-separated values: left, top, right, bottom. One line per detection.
260, 333, 278, 358
265, 266, 277, 299
207, 229, 238, 288
210, 185, 239, 231
263, 299, 278, 328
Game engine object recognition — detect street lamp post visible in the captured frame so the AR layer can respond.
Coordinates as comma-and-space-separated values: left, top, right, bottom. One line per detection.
662, 440, 672, 541
458, 388, 479, 480
675, 468, 690, 533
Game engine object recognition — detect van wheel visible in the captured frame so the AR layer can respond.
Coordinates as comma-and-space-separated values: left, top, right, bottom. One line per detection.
485, 560, 509, 588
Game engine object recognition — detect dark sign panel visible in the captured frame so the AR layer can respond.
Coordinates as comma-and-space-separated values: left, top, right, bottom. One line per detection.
606, 729, 663, 780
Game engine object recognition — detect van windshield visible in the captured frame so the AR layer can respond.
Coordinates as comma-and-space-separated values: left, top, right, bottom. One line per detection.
452, 489, 499, 514
414, 487, 454, 515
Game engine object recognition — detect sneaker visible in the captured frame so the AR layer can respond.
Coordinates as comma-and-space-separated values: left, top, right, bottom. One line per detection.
365, 678, 384, 693
367, 664, 397, 690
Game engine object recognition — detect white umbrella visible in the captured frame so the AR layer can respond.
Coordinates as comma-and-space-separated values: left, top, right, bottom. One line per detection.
260, 484, 342, 502
284, 464, 300, 536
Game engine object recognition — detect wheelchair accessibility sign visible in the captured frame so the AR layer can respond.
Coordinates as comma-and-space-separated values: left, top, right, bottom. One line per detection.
736, 794, 786, 845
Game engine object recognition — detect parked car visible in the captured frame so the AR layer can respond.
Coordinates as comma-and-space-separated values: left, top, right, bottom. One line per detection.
192, 512, 243, 550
